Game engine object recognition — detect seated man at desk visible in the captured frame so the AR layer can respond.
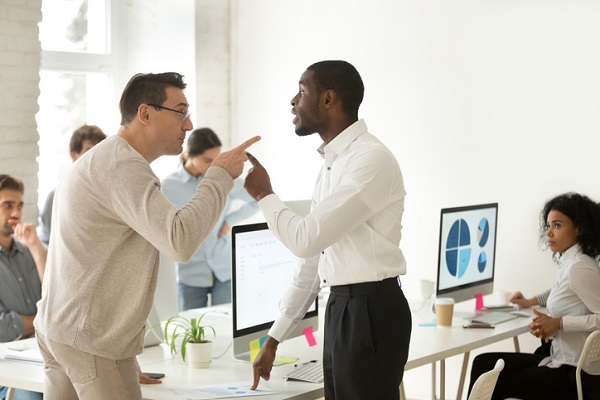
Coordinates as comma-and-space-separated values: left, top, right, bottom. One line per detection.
0, 175, 46, 400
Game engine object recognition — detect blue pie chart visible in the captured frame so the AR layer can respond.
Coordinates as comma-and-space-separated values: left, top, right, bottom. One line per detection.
445, 219, 471, 279
478, 251, 487, 272
478, 218, 490, 247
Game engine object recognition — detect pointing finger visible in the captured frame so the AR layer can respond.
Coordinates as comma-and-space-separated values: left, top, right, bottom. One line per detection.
246, 152, 262, 168
234, 136, 261, 152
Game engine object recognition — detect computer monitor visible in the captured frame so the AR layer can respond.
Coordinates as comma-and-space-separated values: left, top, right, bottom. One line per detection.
231, 222, 318, 362
435, 203, 499, 304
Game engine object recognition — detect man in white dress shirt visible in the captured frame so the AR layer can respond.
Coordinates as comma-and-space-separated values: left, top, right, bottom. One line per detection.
245, 60, 412, 399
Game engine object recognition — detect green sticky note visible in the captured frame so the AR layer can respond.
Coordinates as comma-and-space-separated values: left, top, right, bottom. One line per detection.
275, 356, 298, 364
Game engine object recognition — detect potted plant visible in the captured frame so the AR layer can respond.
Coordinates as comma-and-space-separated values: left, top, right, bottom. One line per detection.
160, 312, 216, 369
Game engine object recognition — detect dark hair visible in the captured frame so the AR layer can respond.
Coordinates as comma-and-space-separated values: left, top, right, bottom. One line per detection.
0, 175, 24, 194
70, 124, 107, 153
181, 128, 222, 164
306, 60, 364, 117
539, 192, 600, 258
119, 72, 187, 125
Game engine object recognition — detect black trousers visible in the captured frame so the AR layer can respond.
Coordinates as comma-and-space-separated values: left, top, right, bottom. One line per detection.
469, 351, 600, 400
323, 277, 412, 400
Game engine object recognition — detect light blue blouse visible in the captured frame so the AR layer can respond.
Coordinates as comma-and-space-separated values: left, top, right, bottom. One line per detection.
161, 164, 259, 286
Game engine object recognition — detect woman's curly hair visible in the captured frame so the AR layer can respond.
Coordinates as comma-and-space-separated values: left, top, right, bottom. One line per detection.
539, 192, 600, 259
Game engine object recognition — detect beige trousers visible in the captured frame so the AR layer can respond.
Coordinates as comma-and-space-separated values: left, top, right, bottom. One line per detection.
36, 332, 142, 400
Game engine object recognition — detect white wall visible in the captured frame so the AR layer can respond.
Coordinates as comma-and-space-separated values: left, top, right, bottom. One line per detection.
230, 2, 600, 397
0, 0, 42, 223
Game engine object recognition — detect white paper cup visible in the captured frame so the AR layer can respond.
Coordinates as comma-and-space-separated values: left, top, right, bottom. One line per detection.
435, 297, 455, 326
495, 289, 510, 305
419, 279, 435, 299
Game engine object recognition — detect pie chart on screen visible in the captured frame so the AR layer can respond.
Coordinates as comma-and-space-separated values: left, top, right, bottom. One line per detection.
477, 251, 487, 272
445, 219, 471, 279
478, 218, 490, 247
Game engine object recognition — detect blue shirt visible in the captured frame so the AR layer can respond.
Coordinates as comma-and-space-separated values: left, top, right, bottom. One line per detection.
161, 164, 259, 286
0, 239, 41, 342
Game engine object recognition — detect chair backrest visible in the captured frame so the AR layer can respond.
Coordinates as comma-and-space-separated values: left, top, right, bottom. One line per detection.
468, 358, 505, 400
576, 330, 600, 400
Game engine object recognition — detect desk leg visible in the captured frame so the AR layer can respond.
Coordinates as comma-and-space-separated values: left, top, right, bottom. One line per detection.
456, 351, 470, 400
432, 362, 436, 400
440, 359, 445, 400
513, 336, 521, 353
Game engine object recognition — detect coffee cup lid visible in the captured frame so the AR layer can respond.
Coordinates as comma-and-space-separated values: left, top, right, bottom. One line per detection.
434, 297, 455, 305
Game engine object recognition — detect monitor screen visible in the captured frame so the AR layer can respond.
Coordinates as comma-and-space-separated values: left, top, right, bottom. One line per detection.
436, 203, 498, 304
231, 222, 318, 362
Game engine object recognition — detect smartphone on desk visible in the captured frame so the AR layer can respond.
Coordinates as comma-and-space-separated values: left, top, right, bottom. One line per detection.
463, 322, 495, 329
144, 372, 165, 379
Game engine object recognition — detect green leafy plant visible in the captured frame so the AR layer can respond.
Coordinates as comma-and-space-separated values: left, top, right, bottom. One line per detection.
159, 313, 216, 361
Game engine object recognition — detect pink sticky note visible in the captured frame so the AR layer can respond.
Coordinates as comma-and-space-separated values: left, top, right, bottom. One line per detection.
303, 326, 317, 347
475, 292, 484, 310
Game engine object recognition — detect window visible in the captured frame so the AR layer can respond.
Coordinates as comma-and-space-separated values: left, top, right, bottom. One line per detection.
40, 0, 108, 54
38, 0, 118, 209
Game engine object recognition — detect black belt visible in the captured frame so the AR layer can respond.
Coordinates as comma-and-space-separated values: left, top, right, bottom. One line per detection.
330, 277, 400, 296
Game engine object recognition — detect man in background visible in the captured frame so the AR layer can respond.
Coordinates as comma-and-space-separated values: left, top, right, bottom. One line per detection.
34, 72, 259, 400
0, 174, 45, 400
245, 60, 411, 399
38, 124, 107, 248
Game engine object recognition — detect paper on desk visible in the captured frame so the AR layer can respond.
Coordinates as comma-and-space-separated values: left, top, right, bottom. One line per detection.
0, 339, 44, 364
170, 382, 277, 399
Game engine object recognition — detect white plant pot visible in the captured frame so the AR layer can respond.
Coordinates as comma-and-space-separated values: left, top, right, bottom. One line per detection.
186, 341, 212, 369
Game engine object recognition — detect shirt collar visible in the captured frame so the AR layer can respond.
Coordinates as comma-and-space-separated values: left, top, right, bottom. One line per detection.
0, 238, 25, 256
176, 163, 202, 183
317, 119, 368, 164
560, 243, 582, 265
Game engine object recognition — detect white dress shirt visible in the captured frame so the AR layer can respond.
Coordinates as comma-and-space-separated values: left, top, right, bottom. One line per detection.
540, 243, 600, 374
260, 119, 407, 342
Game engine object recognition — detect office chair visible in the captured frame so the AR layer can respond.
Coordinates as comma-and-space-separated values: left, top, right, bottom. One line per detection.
468, 358, 504, 400
577, 330, 600, 400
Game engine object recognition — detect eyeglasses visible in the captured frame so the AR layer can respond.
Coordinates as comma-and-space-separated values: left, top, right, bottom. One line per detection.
147, 104, 191, 121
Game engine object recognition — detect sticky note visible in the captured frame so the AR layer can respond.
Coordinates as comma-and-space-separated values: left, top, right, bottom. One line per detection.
249, 338, 261, 362
275, 356, 298, 364
303, 326, 317, 347
475, 292, 484, 310
249, 335, 268, 362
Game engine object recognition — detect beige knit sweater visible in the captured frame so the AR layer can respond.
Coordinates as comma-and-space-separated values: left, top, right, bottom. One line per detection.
34, 135, 232, 359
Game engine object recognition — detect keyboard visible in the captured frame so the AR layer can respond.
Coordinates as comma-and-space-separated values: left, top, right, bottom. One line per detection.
283, 360, 324, 383
471, 311, 519, 326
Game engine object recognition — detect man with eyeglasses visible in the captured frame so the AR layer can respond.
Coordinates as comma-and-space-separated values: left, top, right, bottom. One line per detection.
0, 174, 45, 400
34, 72, 260, 400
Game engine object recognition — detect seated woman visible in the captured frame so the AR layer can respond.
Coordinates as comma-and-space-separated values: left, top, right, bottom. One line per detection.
469, 192, 600, 400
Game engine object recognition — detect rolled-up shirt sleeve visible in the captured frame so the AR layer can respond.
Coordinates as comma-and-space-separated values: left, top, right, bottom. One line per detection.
562, 263, 600, 332
0, 308, 24, 342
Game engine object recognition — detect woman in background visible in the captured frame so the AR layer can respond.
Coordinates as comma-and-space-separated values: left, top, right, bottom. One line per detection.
469, 192, 600, 400
162, 128, 259, 311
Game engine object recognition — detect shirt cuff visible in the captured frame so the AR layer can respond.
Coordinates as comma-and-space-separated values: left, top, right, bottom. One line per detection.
268, 313, 297, 343
258, 193, 285, 213
561, 315, 583, 332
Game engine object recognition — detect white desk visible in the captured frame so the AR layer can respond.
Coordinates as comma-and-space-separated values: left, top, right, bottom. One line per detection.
0, 305, 534, 400
407, 310, 532, 400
